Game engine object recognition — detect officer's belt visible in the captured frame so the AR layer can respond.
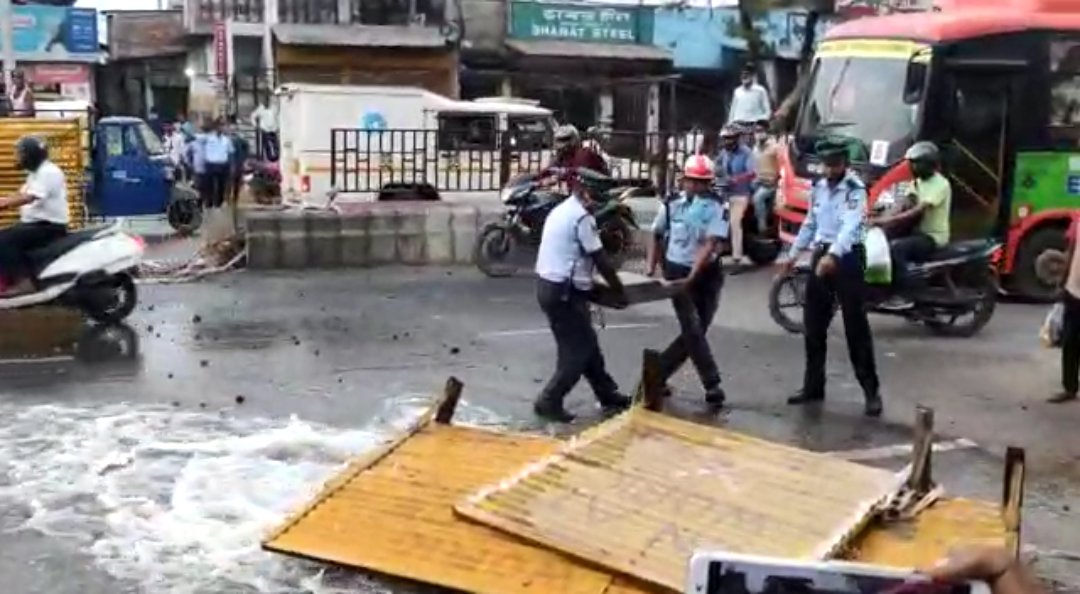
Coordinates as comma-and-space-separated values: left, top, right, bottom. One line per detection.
812, 242, 864, 254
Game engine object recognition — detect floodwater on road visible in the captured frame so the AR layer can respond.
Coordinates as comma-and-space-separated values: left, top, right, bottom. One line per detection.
0, 267, 1077, 593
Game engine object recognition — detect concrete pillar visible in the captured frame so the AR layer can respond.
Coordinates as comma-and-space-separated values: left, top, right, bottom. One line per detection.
598, 87, 614, 129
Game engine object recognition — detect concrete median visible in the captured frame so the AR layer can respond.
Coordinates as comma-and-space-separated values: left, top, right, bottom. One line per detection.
243, 202, 505, 270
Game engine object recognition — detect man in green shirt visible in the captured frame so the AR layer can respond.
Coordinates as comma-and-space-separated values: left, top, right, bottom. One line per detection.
872, 141, 951, 300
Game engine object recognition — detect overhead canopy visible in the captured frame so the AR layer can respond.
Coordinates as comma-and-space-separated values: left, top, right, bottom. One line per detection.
505, 39, 672, 62
272, 24, 448, 49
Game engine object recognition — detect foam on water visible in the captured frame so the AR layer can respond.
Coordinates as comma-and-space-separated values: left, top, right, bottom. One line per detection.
0, 396, 507, 593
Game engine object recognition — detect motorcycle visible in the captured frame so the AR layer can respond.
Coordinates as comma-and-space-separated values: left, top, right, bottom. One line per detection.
768, 234, 1002, 337
474, 172, 640, 277
244, 159, 282, 205
0, 222, 145, 324
715, 176, 782, 266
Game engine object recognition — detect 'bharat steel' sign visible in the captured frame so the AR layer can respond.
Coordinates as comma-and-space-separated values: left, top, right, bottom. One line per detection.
509, 3, 651, 43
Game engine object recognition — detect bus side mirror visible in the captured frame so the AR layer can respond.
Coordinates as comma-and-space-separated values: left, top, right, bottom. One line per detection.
903, 62, 927, 104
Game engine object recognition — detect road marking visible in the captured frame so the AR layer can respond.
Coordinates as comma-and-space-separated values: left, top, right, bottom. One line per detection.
829, 438, 979, 462
479, 323, 659, 338
0, 355, 74, 365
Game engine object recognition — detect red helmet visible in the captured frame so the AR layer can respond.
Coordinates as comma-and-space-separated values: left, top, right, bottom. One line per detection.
683, 154, 715, 181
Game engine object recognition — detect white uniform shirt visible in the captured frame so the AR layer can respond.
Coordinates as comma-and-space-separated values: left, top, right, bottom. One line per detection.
19, 161, 68, 225
535, 195, 603, 290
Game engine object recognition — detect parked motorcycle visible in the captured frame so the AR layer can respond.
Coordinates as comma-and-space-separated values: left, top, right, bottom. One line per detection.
474, 172, 639, 277
768, 237, 1002, 337
244, 159, 282, 205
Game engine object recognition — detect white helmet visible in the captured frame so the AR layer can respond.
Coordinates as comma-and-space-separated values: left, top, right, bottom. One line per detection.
904, 141, 940, 164
553, 124, 580, 150
683, 154, 716, 180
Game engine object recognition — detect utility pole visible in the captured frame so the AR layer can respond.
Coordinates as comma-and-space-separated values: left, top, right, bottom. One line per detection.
1, 0, 15, 90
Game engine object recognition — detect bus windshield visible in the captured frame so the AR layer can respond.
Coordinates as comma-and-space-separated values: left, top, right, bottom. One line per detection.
796, 55, 922, 165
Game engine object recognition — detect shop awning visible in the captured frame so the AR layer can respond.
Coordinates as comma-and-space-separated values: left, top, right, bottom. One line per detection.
272, 24, 448, 49
505, 39, 672, 62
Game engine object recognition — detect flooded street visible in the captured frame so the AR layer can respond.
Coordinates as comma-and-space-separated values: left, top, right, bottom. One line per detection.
0, 267, 1077, 593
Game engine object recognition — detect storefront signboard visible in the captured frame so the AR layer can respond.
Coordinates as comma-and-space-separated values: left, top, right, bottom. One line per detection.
509, 3, 652, 44
0, 5, 99, 62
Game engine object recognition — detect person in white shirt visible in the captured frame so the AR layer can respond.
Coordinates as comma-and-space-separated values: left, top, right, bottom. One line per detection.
534, 167, 630, 423
727, 65, 771, 125
0, 136, 68, 296
8, 70, 34, 118
163, 124, 189, 179
251, 97, 279, 162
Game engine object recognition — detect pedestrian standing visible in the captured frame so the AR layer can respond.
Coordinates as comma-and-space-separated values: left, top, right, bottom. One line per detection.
8, 70, 34, 118
1053, 213, 1080, 404
534, 168, 631, 423
777, 137, 883, 417
202, 118, 233, 210
647, 155, 729, 406
186, 129, 208, 205
727, 65, 771, 125
251, 97, 279, 162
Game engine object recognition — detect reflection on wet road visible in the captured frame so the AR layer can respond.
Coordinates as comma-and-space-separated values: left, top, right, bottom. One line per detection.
0, 268, 1076, 593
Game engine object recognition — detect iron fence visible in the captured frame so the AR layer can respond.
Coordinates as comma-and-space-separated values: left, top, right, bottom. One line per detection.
329, 128, 677, 195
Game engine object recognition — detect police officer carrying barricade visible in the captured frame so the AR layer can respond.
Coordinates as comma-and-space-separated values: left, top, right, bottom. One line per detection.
776, 137, 883, 417
646, 155, 729, 406
533, 167, 632, 423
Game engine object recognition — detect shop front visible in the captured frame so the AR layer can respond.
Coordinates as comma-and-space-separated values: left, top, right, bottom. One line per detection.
505, 2, 671, 137
3, 4, 101, 104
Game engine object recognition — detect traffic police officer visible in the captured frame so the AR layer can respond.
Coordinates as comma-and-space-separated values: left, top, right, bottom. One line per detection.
777, 137, 883, 417
647, 155, 729, 405
534, 168, 631, 423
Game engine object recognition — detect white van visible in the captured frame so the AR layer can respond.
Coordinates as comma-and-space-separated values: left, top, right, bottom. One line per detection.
276, 84, 556, 201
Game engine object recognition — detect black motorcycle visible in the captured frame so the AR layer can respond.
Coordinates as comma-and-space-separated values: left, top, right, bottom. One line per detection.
768, 237, 1002, 337
474, 172, 640, 277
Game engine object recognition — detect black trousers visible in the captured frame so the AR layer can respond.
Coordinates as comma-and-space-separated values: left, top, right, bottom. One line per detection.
890, 232, 937, 288
659, 260, 723, 389
1062, 292, 1080, 394
203, 163, 230, 209
260, 131, 280, 162
0, 221, 67, 282
802, 246, 880, 396
536, 278, 619, 405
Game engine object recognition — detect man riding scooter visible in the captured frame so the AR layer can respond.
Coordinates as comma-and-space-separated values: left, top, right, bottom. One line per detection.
0, 135, 69, 297
870, 141, 952, 308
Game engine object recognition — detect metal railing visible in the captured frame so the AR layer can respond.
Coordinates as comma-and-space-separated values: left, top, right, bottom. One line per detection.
329, 128, 673, 195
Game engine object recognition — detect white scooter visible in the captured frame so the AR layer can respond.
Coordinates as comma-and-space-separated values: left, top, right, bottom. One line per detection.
0, 222, 145, 324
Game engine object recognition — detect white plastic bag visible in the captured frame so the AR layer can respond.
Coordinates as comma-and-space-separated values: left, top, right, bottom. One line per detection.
864, 227, 892, 285
1041, 302, 1065, 349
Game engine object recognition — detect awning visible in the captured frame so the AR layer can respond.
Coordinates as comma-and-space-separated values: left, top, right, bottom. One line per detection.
505, 39, 672, 62
272, 24, 448, 49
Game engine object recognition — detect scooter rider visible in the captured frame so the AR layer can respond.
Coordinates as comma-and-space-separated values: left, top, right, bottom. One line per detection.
647, 155, 729, 406
0, 135, 68, 297
872, 141, 951, 303
777, 137, 883, 417
534, 167, 631, 423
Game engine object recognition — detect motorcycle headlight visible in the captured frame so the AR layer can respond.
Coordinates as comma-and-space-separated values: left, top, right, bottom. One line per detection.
500, 187, 516, 203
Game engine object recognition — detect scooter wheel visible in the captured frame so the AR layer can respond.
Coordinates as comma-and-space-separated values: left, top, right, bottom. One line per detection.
768, 270, 808, 334
82, 274, 138, 325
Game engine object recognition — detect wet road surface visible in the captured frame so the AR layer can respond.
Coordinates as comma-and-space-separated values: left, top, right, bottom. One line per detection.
0, 267, 1078, 593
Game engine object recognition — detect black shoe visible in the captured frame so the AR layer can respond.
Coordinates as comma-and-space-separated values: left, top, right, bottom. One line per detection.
533, 400, 576, 423
1049, 391, 1078, 404
863, 393, 884, 418
787, 389, 825, 405
705, 386, 726, 406
598, 392, 632, 414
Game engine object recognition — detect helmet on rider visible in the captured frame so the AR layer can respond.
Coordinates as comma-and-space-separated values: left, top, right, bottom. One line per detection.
553, 124, 580, 154
904, 141, 940, 180
15, 135, 48, 172
719, 125, 741, 150
682, 154, 715, 196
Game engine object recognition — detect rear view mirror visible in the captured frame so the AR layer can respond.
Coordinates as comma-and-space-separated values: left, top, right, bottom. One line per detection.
903, 61, 928, 104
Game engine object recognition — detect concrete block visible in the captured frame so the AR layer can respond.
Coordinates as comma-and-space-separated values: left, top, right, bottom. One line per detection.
367, 208, 399, 265
278, 211, 309, 269
306, 211, 342, 268
245, 211, 281, 270
340, 212, 372, 267
396, 207, 428, 265
451, 206, 480, 264
424, 206, 453, 264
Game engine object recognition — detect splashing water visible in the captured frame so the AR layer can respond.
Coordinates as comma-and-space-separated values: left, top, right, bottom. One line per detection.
0, 396, 507, 593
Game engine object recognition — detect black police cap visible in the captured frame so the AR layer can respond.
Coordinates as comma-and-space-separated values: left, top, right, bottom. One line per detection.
573, 167, 616, 192
814, 136, 852, 160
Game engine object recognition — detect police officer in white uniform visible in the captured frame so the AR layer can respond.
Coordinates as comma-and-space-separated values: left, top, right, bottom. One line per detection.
534, 168, 630, 423
777, 137, 883, 417
647, 155, 729, 406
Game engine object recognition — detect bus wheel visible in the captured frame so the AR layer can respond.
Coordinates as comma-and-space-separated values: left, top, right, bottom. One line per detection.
1013, 226, 1068, 302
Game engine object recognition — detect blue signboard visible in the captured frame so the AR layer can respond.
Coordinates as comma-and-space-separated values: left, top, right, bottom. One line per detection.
1067, 174, 1080, 195
0, 5, 99, 61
